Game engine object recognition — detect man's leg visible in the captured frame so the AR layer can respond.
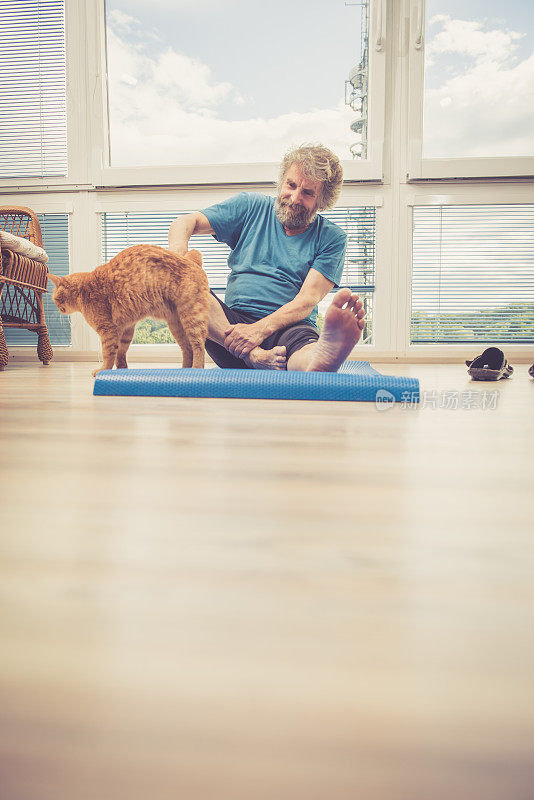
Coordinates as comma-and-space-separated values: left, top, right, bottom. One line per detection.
207, 292, 236, 345
204, 293, 247, 368
287, 289, 365, 372
206, 293, 286, 370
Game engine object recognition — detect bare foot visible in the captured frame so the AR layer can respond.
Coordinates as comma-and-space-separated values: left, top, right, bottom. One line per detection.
307, 289, 365, 372
245, 345, 287, 370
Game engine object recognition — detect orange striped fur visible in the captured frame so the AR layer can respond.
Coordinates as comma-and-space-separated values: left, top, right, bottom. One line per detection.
49, 245, 210, 376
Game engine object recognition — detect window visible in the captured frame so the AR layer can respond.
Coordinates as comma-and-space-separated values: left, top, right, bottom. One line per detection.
101, 204, 375, 345
100, 0, 386, 183
423, 1, 534, 159
4, 214, 71, 346
2, 1, 532, 362
0, 0, 67, 178
408, 0, 534, 178
411, 205, 534, 343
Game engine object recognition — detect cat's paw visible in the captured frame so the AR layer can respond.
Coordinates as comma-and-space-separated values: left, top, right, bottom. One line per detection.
92, 367, 103, 377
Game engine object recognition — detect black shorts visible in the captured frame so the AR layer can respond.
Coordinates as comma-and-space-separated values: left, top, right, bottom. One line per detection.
206, 292, 320, 369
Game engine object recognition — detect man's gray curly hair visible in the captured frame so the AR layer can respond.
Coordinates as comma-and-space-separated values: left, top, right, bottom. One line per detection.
278, 143, 343, 211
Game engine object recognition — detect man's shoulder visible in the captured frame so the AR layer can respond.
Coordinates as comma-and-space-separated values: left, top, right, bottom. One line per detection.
203, 191, 271, 223
245, 192, 275, 210
234, 192, 275, 226
222, 191, 273, 214
315, 212, 347, 244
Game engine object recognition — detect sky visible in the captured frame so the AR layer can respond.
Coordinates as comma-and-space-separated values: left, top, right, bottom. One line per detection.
423, 0, 534, 157
105, 0, 534, 166
105, 0, 364, 165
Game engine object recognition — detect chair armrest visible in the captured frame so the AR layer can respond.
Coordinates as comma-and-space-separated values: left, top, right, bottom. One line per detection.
0, 206, 44, 248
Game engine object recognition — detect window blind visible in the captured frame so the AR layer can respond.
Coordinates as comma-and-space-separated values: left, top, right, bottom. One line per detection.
101, 207, 375, 343
412, 205, 534, 344
101, 208, 375, 293
4, 214, 71, 346
102, 212, 233, 291
321, 206, 374, 343
0, 0, 68, 178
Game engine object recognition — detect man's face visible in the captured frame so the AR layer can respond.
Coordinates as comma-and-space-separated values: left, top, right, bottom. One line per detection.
275, 164, 322, 232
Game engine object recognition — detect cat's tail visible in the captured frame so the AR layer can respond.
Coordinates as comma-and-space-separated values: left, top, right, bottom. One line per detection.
186, 249, 202, 267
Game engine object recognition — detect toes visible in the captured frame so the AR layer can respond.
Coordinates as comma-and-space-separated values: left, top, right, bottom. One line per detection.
332, 288, 352, 308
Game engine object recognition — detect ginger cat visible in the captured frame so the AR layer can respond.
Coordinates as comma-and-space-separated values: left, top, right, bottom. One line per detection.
49, 245, 209, 376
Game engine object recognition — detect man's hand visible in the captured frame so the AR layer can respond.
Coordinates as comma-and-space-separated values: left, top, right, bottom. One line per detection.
224, 322, 267, 359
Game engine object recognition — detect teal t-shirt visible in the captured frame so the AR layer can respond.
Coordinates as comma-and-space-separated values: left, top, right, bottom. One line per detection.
201, 192, 346, 326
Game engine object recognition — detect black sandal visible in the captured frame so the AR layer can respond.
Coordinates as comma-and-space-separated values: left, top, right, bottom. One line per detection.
466, 347, 514, 381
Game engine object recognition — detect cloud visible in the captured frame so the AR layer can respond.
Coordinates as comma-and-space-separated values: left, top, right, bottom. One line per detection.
423, 16, 534, 158
106, 27, 236, 114
151, 50, 234, 109
107, 9, 140, 33
426, 14, 524, 65
106, 15, 354, 166
110, 104, 355, 166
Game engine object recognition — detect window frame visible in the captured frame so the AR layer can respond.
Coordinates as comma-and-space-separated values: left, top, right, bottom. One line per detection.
95, 0, 388, 187
394, 182, 534, 359
406, 0, 534, 181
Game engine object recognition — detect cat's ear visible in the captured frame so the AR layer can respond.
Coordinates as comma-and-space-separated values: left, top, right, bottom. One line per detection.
48, 273, 63, 287
187, 249, 202, 267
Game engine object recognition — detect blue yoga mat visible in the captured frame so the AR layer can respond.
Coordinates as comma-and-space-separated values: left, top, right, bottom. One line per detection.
93, 361, 419, 403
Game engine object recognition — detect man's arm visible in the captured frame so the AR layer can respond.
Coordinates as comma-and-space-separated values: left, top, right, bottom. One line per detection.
168, 212, 214, 256
224, 268, 335, 359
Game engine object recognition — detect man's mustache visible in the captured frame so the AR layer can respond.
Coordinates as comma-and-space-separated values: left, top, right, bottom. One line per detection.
281, 201, 305, 212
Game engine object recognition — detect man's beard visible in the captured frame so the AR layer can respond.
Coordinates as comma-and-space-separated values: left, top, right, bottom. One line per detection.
275, 197, 317, 231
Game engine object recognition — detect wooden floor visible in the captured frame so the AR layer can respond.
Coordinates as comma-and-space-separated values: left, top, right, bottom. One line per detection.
1, 359, 533, 800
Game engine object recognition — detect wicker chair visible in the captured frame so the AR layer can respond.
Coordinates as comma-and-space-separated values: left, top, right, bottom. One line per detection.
0, 206, 53, 370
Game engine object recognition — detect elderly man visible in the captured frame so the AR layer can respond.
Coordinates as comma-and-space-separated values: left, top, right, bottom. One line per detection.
168, 144, 365, 371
